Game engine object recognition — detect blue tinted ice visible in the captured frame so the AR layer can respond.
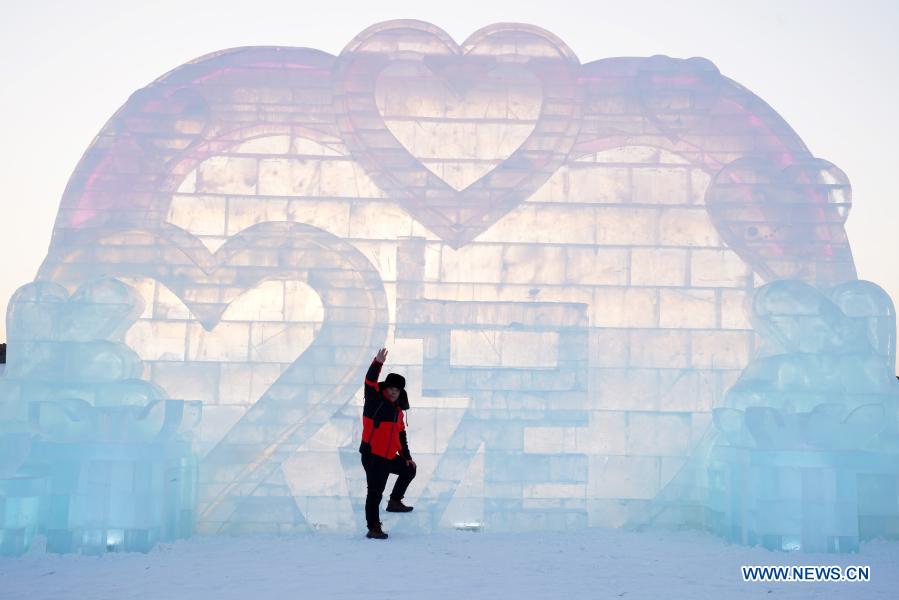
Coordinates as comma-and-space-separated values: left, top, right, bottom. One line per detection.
0, 279, 200, 554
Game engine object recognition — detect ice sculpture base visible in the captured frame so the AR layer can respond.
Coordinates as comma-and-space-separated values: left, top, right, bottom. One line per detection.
706, 445, 899, 553
0, 439, 196, 556
0, 473, 46, 556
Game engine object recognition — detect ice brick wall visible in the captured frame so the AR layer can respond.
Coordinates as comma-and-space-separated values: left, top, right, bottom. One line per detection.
5, 20, 880, 538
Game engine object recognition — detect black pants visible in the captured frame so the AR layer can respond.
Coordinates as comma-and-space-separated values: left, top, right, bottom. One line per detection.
361, 453, 416, 528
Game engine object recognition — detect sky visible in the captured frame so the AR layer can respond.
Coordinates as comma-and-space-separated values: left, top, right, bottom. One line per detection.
1, 0, 897, 369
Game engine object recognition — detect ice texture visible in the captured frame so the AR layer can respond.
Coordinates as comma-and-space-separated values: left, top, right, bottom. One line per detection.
1, 20, 896, 553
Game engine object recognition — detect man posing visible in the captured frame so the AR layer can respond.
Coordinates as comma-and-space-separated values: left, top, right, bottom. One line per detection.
359, 347, 417, 539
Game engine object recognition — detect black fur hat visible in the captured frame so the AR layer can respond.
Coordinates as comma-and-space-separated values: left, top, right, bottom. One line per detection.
379, 373, 409, 410
382, 373, 405, 390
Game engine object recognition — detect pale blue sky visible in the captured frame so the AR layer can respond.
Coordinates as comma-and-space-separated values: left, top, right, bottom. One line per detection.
1, 0, 898, 371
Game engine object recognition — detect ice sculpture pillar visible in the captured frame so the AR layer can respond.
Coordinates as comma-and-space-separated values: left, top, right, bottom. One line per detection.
0, 279, 201, 555
707, 280, 899, 552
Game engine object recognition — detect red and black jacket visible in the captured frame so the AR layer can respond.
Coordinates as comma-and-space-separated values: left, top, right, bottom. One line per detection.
359, 359, 411, 460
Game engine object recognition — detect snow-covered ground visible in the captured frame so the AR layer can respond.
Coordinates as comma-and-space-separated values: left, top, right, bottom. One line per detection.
2, 528, 897, 600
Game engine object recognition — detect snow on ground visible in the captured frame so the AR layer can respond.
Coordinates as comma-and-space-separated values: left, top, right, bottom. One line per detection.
2, 527, 897, 600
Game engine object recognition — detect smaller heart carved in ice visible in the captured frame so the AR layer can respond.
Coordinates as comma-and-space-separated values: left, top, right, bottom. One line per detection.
705, 156, 853, 282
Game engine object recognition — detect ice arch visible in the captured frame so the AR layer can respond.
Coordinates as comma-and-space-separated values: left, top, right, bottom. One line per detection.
3, 20, 894, 554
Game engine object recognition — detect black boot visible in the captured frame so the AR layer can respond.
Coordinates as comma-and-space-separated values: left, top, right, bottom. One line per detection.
386, 499, 413, 513
366, 522, 388, 539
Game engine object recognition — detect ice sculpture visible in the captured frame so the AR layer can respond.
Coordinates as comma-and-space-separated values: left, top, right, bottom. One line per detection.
704, 280, 899, 552
1, 20, 895, 552
0, 279, 200, 554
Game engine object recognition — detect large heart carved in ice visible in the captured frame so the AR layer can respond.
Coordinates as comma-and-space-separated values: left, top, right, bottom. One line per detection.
334, 21, 583, 248
48, 222, 389, 526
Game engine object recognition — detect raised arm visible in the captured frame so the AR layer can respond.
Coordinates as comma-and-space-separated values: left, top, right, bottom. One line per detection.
363, 347, 387, 403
